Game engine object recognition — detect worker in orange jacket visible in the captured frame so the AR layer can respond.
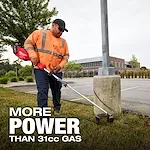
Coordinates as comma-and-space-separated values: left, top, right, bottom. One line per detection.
24, 19, 69, 114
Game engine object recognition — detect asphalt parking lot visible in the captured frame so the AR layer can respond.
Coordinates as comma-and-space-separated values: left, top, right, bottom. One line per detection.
8, 78, 150, 116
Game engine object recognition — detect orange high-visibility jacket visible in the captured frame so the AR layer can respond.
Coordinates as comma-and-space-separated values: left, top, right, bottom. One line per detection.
24, 29, 69, 71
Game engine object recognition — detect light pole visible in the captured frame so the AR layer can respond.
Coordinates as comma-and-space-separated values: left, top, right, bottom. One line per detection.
93, 0, 121, 117
15, 66, 18, 78
98, 0, 114, 76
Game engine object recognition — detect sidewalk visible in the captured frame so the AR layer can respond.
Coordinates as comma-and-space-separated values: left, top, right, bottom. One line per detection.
0, 81, 36, 88
0, 78, 74, 88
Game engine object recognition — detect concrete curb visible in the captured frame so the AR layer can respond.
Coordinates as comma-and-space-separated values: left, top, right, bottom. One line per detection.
0, 80, 74, 88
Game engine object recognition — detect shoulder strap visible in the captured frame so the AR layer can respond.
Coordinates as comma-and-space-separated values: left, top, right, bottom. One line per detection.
42, 29, 65, 48
62, 38, 65, 48
41, 29, 47, 49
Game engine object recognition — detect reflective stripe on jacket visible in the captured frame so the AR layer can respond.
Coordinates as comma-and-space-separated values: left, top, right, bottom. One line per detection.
24, 29, 69, 71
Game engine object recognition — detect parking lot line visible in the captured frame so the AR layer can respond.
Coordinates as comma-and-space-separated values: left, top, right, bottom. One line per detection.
121, 86, 140, 92
70, 86, 140, 102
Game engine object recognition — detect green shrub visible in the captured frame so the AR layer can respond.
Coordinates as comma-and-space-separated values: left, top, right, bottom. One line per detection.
0, 69, 6, 77
26, 76, 34, 82
148, 70, 150, 79
145, 71, 148, 78
124, 70, 127, 78
138, 71, 141, 78
134, 71, 137, 78
63, 73, 68, 78
88, 71, 94, 77
83, 72, 88, 77
68, 72, 72, 78
5, 70, 16, 78
148, 70, 150, 76
10, 77, 18, 82
141, 71, 145, 78
18, 65, 33, 77
0, 77, 8, 84
120, 71, 125, 78
18, 77, 24, 81
76, 72, 83, 78
127, 71, 131, 78
130, 71, 134, 78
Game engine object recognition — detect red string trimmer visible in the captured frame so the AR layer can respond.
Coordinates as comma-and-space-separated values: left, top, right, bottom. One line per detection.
13, 45, 30, 61
12, 45, 114, 123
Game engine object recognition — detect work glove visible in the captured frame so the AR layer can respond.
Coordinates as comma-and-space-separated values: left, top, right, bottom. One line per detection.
53, 65, 61, 73
37, 63, 61, 73
37, 63, 46, 70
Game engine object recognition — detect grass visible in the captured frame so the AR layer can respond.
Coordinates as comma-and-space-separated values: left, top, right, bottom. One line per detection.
0, 87, 150, 150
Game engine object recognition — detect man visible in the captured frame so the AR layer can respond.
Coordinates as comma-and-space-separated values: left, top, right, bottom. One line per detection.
24, 19, 69, 114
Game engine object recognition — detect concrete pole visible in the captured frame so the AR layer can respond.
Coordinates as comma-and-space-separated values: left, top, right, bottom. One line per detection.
98, 0, 114, 76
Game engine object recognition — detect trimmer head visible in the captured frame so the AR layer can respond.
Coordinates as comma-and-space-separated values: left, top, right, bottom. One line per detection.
107, 114, 114, 123
96, 114, 114, 123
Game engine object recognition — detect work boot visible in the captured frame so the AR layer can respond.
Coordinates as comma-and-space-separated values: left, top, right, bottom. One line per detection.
53, 109, 60, 115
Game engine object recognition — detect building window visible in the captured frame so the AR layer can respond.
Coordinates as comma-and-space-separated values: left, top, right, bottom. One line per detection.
115, 62, 118, 68
111, 61, 114, 65
118, 62, 120, 68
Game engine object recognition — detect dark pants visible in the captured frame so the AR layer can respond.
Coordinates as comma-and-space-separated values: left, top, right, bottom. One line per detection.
34, 68, 62, 110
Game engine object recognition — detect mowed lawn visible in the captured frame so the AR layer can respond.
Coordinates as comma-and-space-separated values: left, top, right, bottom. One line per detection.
0, 87, 150, 150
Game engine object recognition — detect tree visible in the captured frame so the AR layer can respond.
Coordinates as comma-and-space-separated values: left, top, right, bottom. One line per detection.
110, 63, 115, 67
0, 59, 23, 72
64, 61, 82, 72
5, 70, 16, 78
0, 0, 58, 46
11, 59, 23, 77
0, 60, 14, 72
129, 54, 139, 68
18, 65, 33, 77
0, 45, 7, 62
140, 66, 147, 70
0, 69, 6, 77
12, 59, 22, 70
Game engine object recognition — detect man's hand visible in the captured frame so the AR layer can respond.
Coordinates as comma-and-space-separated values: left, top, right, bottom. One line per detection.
30, 57, 39, 66
53, 65, 61, 73
37, 63, 46, 70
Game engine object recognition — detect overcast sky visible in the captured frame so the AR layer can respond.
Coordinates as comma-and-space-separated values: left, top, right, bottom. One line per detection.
3, 0, 150, 67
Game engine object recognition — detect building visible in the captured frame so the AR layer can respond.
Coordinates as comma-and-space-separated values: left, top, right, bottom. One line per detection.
73, 56, 140, 73
63, 56, 140, 78
74, 56, 102, 71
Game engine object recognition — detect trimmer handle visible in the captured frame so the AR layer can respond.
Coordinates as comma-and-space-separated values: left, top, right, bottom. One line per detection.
37, 63, 56, 73
44, 68, 68, 87
37, 63, 68, 87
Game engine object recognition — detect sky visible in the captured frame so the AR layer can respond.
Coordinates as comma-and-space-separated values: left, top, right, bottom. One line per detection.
3, 0, 150, 68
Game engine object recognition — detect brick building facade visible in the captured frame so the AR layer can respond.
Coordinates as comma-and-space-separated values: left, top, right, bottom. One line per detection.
73, 56, 140, 72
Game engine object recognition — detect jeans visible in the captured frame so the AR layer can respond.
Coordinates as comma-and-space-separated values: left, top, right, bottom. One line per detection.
34, 68, 62, 110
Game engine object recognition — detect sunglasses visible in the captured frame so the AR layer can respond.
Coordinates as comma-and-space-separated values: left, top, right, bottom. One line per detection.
58, 27, 64, 32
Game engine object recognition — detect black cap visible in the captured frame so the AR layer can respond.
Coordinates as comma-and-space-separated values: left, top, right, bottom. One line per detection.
53, 19, 68, 32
